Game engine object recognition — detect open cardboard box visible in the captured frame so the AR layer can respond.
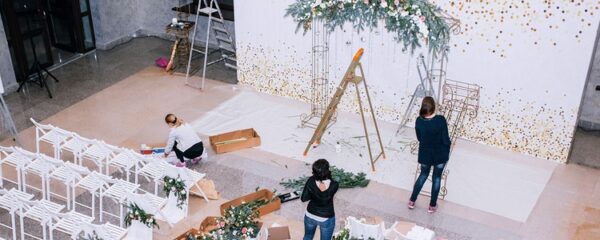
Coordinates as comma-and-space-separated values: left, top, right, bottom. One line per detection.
209, 128, 261, 154
263, 226, 291, 240
199, 216, 220, 234
220, 189, 281, 217
174, 228, 200, 240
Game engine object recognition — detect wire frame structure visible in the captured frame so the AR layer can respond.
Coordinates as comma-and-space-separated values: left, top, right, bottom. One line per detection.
411, 78, 481, 199
300, 18, 336, 129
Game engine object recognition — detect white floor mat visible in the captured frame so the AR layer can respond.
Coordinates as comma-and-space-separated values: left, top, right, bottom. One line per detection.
191, 89, 556, 222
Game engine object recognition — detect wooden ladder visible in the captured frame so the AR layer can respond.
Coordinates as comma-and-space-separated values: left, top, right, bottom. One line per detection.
303, 48, 386, 172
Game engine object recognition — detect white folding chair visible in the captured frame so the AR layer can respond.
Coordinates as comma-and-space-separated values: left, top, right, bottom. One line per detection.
80, 139, 115, 173
48, 210, 94, 240
30, 118, 71, 159
19, 199, 65, 240
125, 192, 172, 228
105, 147, 140, 182
0, 188, 34, 240
1, 147, 36, 191
73, 171, 111, 219
347, 216, 386, 240
100, 178, 139, 225
23, 154, 63, 200
135, 158, 170, 194
75, 222, 128, 240
49, 162, 90, 210
59, 133, 91, 165
180, 167, 209, 203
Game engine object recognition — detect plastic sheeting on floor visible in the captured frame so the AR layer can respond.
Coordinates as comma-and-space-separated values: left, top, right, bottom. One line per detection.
191, 89, 556, 222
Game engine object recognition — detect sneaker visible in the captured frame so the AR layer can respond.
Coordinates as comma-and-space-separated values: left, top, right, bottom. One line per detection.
428, 205, 437, 213
407, 201, 415, 209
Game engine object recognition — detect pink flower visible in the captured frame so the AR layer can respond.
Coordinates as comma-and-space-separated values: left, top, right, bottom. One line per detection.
241, 227, 247, 234
420, 16, 425, 21
394, 0, 400, 5
219, 222, 225, 227
363, 0, 369, 4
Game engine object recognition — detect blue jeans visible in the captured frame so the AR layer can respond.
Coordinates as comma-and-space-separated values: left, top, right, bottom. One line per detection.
410, 163, 446, 207
303, 215, 335, 240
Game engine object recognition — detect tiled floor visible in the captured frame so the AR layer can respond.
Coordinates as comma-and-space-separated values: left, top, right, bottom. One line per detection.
0, 37, 237, 142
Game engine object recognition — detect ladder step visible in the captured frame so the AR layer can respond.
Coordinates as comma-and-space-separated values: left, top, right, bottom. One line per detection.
199, 7, 218, 15
212, 17, 224, 23
192, 49, 206, 54
213, 26, 228, 33
215, 36, 232, 44
218, 44, 235, 53
222, 54, 236, 62
224, 62, 237, 70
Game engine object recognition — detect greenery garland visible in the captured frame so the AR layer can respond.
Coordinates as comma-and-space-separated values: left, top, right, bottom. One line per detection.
124, 203, 160, 229
286, 0, 452, 54
191, 204, 261, 240
163, 175, 187, 209
280, 165, 369, 191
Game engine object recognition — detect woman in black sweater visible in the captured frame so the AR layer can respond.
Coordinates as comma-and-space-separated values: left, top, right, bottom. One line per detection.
408, 96, 451, 213
301, 159, 339, 240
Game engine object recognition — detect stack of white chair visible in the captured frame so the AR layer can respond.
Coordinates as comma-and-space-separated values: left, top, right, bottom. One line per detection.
346, 216, 386, 240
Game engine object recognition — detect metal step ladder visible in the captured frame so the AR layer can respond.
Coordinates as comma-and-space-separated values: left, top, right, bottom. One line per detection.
186, 0, 237, 89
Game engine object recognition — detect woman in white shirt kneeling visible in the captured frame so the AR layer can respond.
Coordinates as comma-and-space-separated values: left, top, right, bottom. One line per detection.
164, 113, 204, 167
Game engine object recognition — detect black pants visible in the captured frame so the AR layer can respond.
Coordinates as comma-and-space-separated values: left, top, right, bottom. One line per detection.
172, 141, 204, 163
410, 162, 446, 207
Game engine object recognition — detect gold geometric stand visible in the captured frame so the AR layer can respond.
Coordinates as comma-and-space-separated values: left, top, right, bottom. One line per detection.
303, 48, 386, 172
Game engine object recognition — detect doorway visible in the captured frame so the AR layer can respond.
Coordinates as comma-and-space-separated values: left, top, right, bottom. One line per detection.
0, 0, 95, 82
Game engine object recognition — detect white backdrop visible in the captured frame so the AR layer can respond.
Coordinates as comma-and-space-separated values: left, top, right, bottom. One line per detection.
234, 0, 600, 163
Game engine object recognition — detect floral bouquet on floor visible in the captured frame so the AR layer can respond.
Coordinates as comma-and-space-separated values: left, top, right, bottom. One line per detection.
124, 203, 160, 229
192, 204, 261, 240
163, 175, 188, 209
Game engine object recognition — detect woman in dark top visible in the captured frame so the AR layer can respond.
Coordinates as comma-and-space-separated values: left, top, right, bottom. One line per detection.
301, 159, 339, 240
408, 96, 451, 213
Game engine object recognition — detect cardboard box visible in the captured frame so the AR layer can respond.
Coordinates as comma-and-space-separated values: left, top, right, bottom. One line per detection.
174, 228, 199, 240
199, 216, 220, 234
264, 226, 291, 240
209, 128, 261, 154
220, 189, 281, 217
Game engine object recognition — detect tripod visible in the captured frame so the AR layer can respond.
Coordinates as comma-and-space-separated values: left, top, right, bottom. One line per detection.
16, 8, 59, 98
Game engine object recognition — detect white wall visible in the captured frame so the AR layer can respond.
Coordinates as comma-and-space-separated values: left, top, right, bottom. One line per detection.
235, 0, 600, 163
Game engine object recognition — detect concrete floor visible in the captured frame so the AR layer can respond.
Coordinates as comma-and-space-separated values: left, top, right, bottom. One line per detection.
569, 127, 600, 168
0, 37, 237, 142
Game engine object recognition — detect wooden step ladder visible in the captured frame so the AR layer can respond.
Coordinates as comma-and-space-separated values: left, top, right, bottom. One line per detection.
303, 48, 386, 172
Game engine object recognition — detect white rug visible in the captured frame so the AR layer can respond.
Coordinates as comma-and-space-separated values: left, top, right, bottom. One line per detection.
191, 88, 556, 222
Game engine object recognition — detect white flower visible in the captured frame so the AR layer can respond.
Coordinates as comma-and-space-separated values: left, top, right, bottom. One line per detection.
135, 211, 139, 215
380, 0, 387, 7
400, 10, 409, 17
315, 0, 322, 4
180, 190, 186, 194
